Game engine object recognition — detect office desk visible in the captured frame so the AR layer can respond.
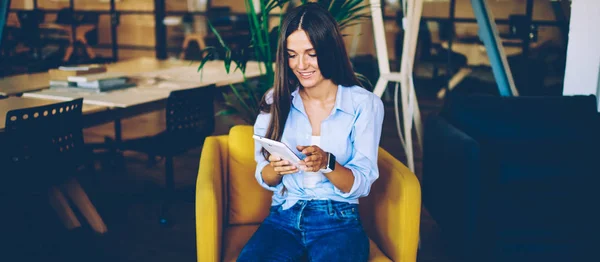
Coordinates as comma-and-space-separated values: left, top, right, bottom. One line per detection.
21, 58, 266, 107
17, 57, 266, 143
0, 57, 266, 97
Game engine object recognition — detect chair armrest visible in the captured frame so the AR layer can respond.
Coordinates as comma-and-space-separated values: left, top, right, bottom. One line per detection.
361, 148, 421, 262
196, 135, 228, 262
422, 115, 481, 249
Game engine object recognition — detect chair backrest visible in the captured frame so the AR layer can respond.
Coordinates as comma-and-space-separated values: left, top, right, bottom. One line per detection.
166, 85, 216, 144
207, 7, 232, 29
16, 10, 44, 30
2, 98, 84, 190
441, 94, 599, 140
226, 125, 272, 225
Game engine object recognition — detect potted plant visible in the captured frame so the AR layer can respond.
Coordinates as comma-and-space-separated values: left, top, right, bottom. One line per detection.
198, 0, 370, 124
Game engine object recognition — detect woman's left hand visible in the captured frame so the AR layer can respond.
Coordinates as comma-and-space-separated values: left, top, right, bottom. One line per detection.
297, 145, 328, 172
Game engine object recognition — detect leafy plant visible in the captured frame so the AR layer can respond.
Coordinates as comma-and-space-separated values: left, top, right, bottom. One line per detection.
198, 0, 371, 124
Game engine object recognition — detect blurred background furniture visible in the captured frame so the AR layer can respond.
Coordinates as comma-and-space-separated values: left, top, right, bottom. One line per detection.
422, 94, 600, 262
194, 125, 422, 261
52, 7, 99, 62
1, 98, 106, 235
118, 84, 216, 225
13, 9, 46, 61
3, 98, 86, 193
179, 6, 251, 60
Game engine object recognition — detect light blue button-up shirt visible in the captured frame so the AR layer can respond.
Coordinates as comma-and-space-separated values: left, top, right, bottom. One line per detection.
253, 85, 385, 210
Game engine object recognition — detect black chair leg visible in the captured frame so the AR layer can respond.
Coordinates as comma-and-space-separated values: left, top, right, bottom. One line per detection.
159, 155, 174, 226
147, 154, 158, 167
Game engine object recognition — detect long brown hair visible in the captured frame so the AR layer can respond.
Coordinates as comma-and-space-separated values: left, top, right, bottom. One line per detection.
260, 3, 360, 158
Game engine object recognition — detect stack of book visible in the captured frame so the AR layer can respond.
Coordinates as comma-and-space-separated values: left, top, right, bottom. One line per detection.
48, 65, 135, 92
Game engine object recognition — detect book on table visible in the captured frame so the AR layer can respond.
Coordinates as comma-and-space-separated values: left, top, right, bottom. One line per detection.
67, 72, 133, 92
49, 80, 77, 87
49, 83, 137, 93
48, 65, 107, 80
67, 72, 127, 83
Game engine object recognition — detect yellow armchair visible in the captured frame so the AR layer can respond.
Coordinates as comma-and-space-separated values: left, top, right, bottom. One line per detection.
196, 125, 421, 261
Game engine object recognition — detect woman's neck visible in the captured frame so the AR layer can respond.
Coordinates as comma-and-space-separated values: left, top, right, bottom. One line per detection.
300, 81, 337, 103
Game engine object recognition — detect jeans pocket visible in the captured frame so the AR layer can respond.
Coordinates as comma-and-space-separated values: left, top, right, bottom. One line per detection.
269, 205, 282, 214
333, 203, 359, 221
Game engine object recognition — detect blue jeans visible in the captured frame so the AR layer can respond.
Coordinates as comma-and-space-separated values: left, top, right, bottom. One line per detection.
237, 200, 369, 262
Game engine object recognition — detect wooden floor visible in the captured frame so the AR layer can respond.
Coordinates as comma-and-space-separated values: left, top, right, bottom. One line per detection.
5, 93, 455, 262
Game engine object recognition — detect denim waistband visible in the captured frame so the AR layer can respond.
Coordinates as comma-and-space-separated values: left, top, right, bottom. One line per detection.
267, 199, 360, 233
287, 199, 357, 212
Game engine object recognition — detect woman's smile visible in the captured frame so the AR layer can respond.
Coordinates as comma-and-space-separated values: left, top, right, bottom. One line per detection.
298, 71, 316, 79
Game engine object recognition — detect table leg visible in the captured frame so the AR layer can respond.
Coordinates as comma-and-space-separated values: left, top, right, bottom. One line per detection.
48, 186, 82, 230
62, 178, 107, 234
63, 45, 75, 62
437, 68, 473, 99
114, 118, 122, 143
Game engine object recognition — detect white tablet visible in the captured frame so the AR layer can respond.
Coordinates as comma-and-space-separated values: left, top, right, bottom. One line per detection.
253, 135, 304, 167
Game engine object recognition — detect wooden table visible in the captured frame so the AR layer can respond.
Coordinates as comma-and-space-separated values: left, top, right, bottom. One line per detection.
22, 58, 266, 108
0, 96, 107, 131
9, 56, 268, 143
0, 57, 266, 97
0, 72, 52, 97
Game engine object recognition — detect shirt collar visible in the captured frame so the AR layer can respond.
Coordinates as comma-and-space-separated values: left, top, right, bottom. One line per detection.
291, 85, 354, 115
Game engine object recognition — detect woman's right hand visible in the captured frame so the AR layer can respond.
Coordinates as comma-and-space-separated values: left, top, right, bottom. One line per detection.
268, 155, 300, 176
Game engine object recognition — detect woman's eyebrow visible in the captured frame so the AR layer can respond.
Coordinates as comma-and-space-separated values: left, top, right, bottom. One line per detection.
286, 48, 315, 53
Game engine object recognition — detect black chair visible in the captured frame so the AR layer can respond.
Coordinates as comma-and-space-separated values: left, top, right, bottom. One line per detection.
2, 98, 87, 192
15, 10, 45, 59
118, 84, 216, 224
1, 99, 108, 258
423, 94, 600, 262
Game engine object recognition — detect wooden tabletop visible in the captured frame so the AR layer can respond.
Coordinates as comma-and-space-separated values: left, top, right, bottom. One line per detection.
0, 72, 52, 97
0, 57, 184, 97
0, 57, 267, 97
0, 97, 107, 131
20, 58, 268, 108
22, 80, 198, 108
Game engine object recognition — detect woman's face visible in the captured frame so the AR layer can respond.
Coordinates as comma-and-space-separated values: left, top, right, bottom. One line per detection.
286, 30, 328, 89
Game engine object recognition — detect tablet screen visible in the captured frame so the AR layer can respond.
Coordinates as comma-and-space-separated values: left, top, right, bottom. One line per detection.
253, 135, 304, 167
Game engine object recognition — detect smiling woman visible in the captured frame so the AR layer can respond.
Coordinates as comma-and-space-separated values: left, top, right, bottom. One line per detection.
239, 3, 385, 262
287, 31, 322, 89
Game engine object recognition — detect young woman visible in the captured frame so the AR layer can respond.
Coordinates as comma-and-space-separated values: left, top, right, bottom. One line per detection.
238, 3, 384, 261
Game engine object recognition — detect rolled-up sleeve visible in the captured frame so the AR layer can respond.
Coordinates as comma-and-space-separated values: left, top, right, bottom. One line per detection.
254, 111, 284, 192
335, 94, 385, 198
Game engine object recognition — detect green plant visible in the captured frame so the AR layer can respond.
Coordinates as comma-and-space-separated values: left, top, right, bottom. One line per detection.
198, 0, 370, 124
